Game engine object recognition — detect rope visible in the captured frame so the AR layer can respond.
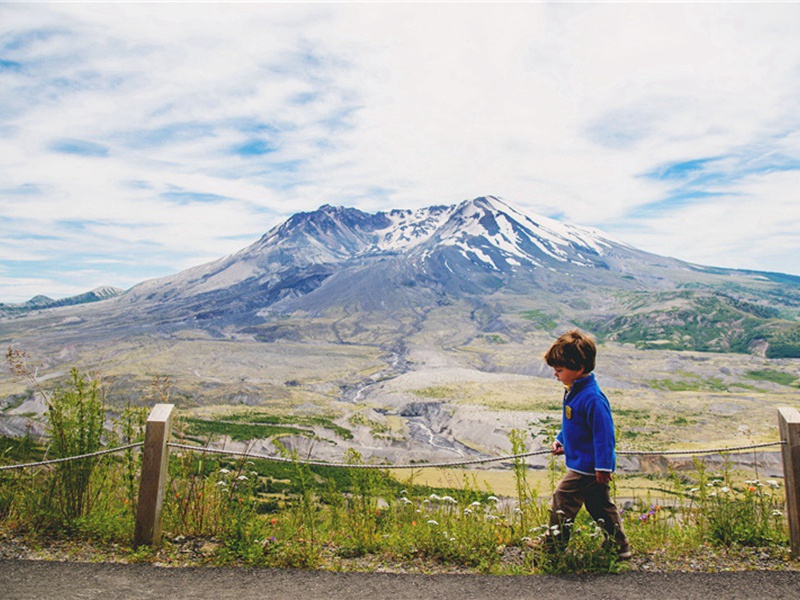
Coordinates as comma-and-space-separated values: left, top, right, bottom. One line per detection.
618, 441, 785, 456
0, 442, 144, 472
166, 440, 785, 470
167, 442, 553, 469
0, 439, 785, 472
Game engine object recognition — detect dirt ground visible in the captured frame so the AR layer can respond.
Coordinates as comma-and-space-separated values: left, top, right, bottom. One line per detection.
3, 559, 800, 600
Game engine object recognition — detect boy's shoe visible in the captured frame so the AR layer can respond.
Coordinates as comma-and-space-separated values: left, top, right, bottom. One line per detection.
617, 544, 632, 560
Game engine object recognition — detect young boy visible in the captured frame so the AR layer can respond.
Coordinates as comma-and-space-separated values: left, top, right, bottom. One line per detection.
544, 329, 630, 559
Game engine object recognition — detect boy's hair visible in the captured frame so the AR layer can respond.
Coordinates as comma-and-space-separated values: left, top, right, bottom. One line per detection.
544, 329, 596, 374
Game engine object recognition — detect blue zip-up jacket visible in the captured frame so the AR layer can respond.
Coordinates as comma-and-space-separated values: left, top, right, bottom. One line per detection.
555, 373, 616, 475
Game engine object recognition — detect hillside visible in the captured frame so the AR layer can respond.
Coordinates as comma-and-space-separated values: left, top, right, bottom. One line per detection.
1, 196, 799, 464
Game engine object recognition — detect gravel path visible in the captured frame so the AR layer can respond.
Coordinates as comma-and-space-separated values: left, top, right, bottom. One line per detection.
3, 559, 800, 600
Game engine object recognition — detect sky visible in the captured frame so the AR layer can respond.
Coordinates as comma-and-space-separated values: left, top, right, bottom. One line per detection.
1, 2, 799, 303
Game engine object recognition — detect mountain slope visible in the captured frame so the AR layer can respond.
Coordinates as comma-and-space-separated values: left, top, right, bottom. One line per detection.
2, 196, 799, 357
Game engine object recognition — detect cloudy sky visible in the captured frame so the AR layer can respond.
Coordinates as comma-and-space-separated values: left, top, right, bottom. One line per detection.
1, 3, 799, 303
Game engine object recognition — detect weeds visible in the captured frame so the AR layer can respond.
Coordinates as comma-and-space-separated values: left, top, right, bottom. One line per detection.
0, 350, 792, 573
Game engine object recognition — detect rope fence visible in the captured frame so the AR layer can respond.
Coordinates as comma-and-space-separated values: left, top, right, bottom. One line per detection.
165, 440, 786, 470
0, 442, 144, 472
2, 404, 799, 556
0, 440, 784, 473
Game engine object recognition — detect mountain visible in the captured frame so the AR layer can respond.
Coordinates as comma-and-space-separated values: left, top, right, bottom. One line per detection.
2, 196, 800, 357
0, 286, 125, 318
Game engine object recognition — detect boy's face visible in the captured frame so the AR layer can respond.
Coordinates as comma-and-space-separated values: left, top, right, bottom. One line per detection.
552, 365, 585, 388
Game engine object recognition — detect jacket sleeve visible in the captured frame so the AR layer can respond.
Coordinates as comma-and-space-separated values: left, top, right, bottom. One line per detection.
588, 393, 616, 472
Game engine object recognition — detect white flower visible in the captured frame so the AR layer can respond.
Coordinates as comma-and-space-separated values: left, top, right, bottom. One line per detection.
449, 537, 456, 542
486, 515, 499, 521
429, 493, 441, 501
720, 486, 730, 493
237, 475, 249, 481
400, 497, 412, 505
463, 508, 472, 515
219, 468, 231, 474
555, 509, 565, 515
470, 501, 481, 507
400, 489, 408, 496
772, 510, 783, 517
427, 520, 439, 526
487, 495, 499, 502
768, 480, 779, 488
441, 495, 457, 504
216, 481, 227, 486
688, 488, 700, 493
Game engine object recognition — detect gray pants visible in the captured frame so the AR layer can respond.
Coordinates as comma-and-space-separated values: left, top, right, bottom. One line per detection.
549, 470, 629, 548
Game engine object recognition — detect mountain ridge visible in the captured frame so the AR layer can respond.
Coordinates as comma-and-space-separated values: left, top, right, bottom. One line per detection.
2, 196, 799, 357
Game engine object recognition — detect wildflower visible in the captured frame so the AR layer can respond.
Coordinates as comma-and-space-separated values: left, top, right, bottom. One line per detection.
270, 518, 277, 525
237, 475, 249, 481
487, 495, 499, 503
411, 521, 417, 526
768, 480, 779, 488
429, 493, 441, 501
486, 515, 499, 521
464, 508, 473, 515
555, 509, 565, 516
470, 501, 481, 508
441, 495, 457, 504
427, 520, 439, 526
720, 486, 730, 494
688, 487, 700, 493
216, 481, 227, 486
772, 510, 783, 517
450, 537, 456, 542
400, 497, 413, 505
514, 508, 522, 514
400, 489, 408, 496
219, 468, 231, 474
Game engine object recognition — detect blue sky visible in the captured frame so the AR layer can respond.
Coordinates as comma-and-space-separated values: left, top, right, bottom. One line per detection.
1, 3, 799, 302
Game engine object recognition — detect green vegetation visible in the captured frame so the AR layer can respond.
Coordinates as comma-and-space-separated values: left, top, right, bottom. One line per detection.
746, 369, 800, 387
0, 355, 792, 574
648, 375, 729, 392
521, 310, 558, 331
584, 290, 800, 357
182, 411, 353, 443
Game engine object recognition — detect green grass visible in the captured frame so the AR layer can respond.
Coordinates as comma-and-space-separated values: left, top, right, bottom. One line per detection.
746, 369, 800, 387
521, 310, 558, 331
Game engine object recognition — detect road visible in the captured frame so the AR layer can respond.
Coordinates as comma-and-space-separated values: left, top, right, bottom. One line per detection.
3, 559, 800, 600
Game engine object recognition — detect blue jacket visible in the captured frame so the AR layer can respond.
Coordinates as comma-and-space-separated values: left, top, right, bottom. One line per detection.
555, 373, 616, 475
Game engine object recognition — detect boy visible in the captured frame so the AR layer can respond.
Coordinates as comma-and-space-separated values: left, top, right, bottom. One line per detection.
544, 329, 630, 559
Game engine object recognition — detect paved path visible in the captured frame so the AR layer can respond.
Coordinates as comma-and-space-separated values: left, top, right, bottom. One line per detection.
3, 560, 800, 600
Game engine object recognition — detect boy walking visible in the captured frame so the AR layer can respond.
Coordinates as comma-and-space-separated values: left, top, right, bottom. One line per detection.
544, 330, 630, 559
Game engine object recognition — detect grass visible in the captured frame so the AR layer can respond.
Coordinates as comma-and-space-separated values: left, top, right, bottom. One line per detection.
746, 369, 800, 387
1, 353, 796, 574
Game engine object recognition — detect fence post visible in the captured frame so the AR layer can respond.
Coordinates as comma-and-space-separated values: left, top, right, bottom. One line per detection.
134, 403, 175, 548
778, 407, 800, 559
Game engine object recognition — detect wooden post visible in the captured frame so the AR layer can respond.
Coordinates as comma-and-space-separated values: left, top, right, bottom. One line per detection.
778, 407, 800, 559
134, 403, 174, 548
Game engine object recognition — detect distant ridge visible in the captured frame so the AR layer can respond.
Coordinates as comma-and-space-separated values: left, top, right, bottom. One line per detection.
0, 286, 125, 317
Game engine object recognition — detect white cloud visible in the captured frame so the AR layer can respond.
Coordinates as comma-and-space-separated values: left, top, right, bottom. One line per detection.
0, 2, 799, 301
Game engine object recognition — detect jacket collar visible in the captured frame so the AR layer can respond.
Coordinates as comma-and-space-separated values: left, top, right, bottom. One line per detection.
565, 372, 595, 402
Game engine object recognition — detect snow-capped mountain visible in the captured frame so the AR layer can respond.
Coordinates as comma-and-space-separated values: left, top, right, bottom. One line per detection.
6, 196, 798, 357
124, 195, 668, 309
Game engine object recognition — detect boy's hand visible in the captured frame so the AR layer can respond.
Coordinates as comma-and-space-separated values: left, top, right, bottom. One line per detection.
552, 441, 564, 455
596, 471, 612, 485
